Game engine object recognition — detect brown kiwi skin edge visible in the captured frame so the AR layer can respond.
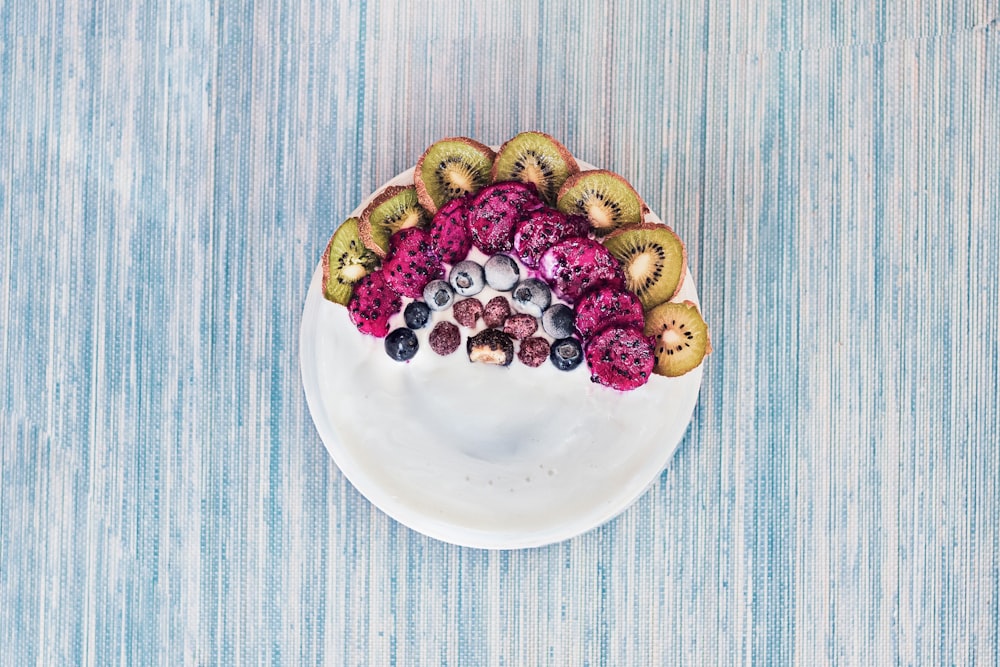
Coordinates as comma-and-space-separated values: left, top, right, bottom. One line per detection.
413, 136, 496, 215
489, 131, 580, 201
358, 185, 414, 258
322, 217, 377, 305
603, 221, 687, 305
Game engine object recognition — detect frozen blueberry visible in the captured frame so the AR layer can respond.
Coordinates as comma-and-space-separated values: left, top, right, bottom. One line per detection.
549, 337, 583, 371
422, 279, 455, 311
385, 327, 419, 362
541, 303, 575, 339
484, 254, 521, 291
403, 301, 432, 329
449, 260, 486, 297
511, 278, 551, 318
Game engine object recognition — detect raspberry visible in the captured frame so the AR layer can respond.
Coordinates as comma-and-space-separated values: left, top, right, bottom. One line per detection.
482, 296, 511, 328
517, 337, 550, 367
452, 298, 483, 328
503, 313, 538, 340
428, 321, 461, 356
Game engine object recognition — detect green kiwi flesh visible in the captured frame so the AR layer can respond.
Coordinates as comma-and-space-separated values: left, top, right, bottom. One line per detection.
644, 301, 711, 377
491, 131, 579, 204
414, 137, 495, 213
603, 224, 686, 310
360, 186, 428, 256
556, 169, 644, 235
322, 217, 381, 305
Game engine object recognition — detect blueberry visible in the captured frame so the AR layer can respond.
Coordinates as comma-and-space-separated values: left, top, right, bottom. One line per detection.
403, 301, 432, 329
511, 278, 551, 318
541, 303, 575, 339
449, 260, 486, 296
484, 254, 520, 291
422, 280, 455, 311
549, 337, 583, 371
385, 327, 419, 361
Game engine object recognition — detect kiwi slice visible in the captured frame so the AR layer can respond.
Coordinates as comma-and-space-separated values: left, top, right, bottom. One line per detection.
414, 137, 496, 214
644, 300, 711, 377
556, 169, 645, 235
490, 131, 579, 205
603, 223, 686, 310
322, 217, 381, 305
359, 186, 429, 257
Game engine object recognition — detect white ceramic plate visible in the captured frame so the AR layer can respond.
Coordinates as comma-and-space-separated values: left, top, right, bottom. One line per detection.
300, 162, 703, 549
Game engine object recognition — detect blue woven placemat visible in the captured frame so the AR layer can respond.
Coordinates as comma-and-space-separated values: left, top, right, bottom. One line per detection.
2, 1, 998, 664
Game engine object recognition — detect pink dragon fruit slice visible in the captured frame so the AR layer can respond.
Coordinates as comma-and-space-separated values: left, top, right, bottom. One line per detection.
467, 181, 545, 254
538, 237, 625, 304
382, 227, 444, 298
512, 209, 590, 269
584, 326, 655, 391
427, 194, 473, 264
347, 269, 403, 338
573, 285, 645, 340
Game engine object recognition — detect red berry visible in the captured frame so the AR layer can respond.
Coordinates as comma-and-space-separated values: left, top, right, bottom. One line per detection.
428, 321, 461, 355
452, 298, 484, 328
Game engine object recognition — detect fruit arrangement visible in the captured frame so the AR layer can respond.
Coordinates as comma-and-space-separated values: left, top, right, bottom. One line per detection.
321, 131, 711, 391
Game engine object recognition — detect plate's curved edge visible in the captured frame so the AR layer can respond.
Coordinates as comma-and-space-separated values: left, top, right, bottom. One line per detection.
299, 158, 707, 550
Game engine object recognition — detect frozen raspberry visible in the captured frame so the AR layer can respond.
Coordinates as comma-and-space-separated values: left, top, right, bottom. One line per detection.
482, 296, 511, 328
428, 321, 461, 356
503, 313, 538, 340
452, 298, 483, 328
517, 337, 550, 367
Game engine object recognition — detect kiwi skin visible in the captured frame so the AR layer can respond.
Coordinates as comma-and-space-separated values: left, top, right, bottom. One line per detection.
490, 131, 579, 205
414, 137, 496, 214
359, 185, 428, 258
644, 300, 711, 377
322, 217, 381, 306
603, 222, 687, 311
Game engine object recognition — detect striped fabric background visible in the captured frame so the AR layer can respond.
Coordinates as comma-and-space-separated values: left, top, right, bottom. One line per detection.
2, 1, 998, 664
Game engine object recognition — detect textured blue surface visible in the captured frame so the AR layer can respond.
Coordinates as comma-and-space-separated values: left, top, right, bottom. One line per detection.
2, 1, 999, 664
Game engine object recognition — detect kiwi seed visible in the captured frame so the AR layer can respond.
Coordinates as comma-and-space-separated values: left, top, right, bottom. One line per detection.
603, 223, 686, 310
414, 137, 495, 214
322, 217, 381, 305
490, 131, 579, 205
359, 186, 429, 257
556, 169, 645, 235
643, 300, 711, 377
